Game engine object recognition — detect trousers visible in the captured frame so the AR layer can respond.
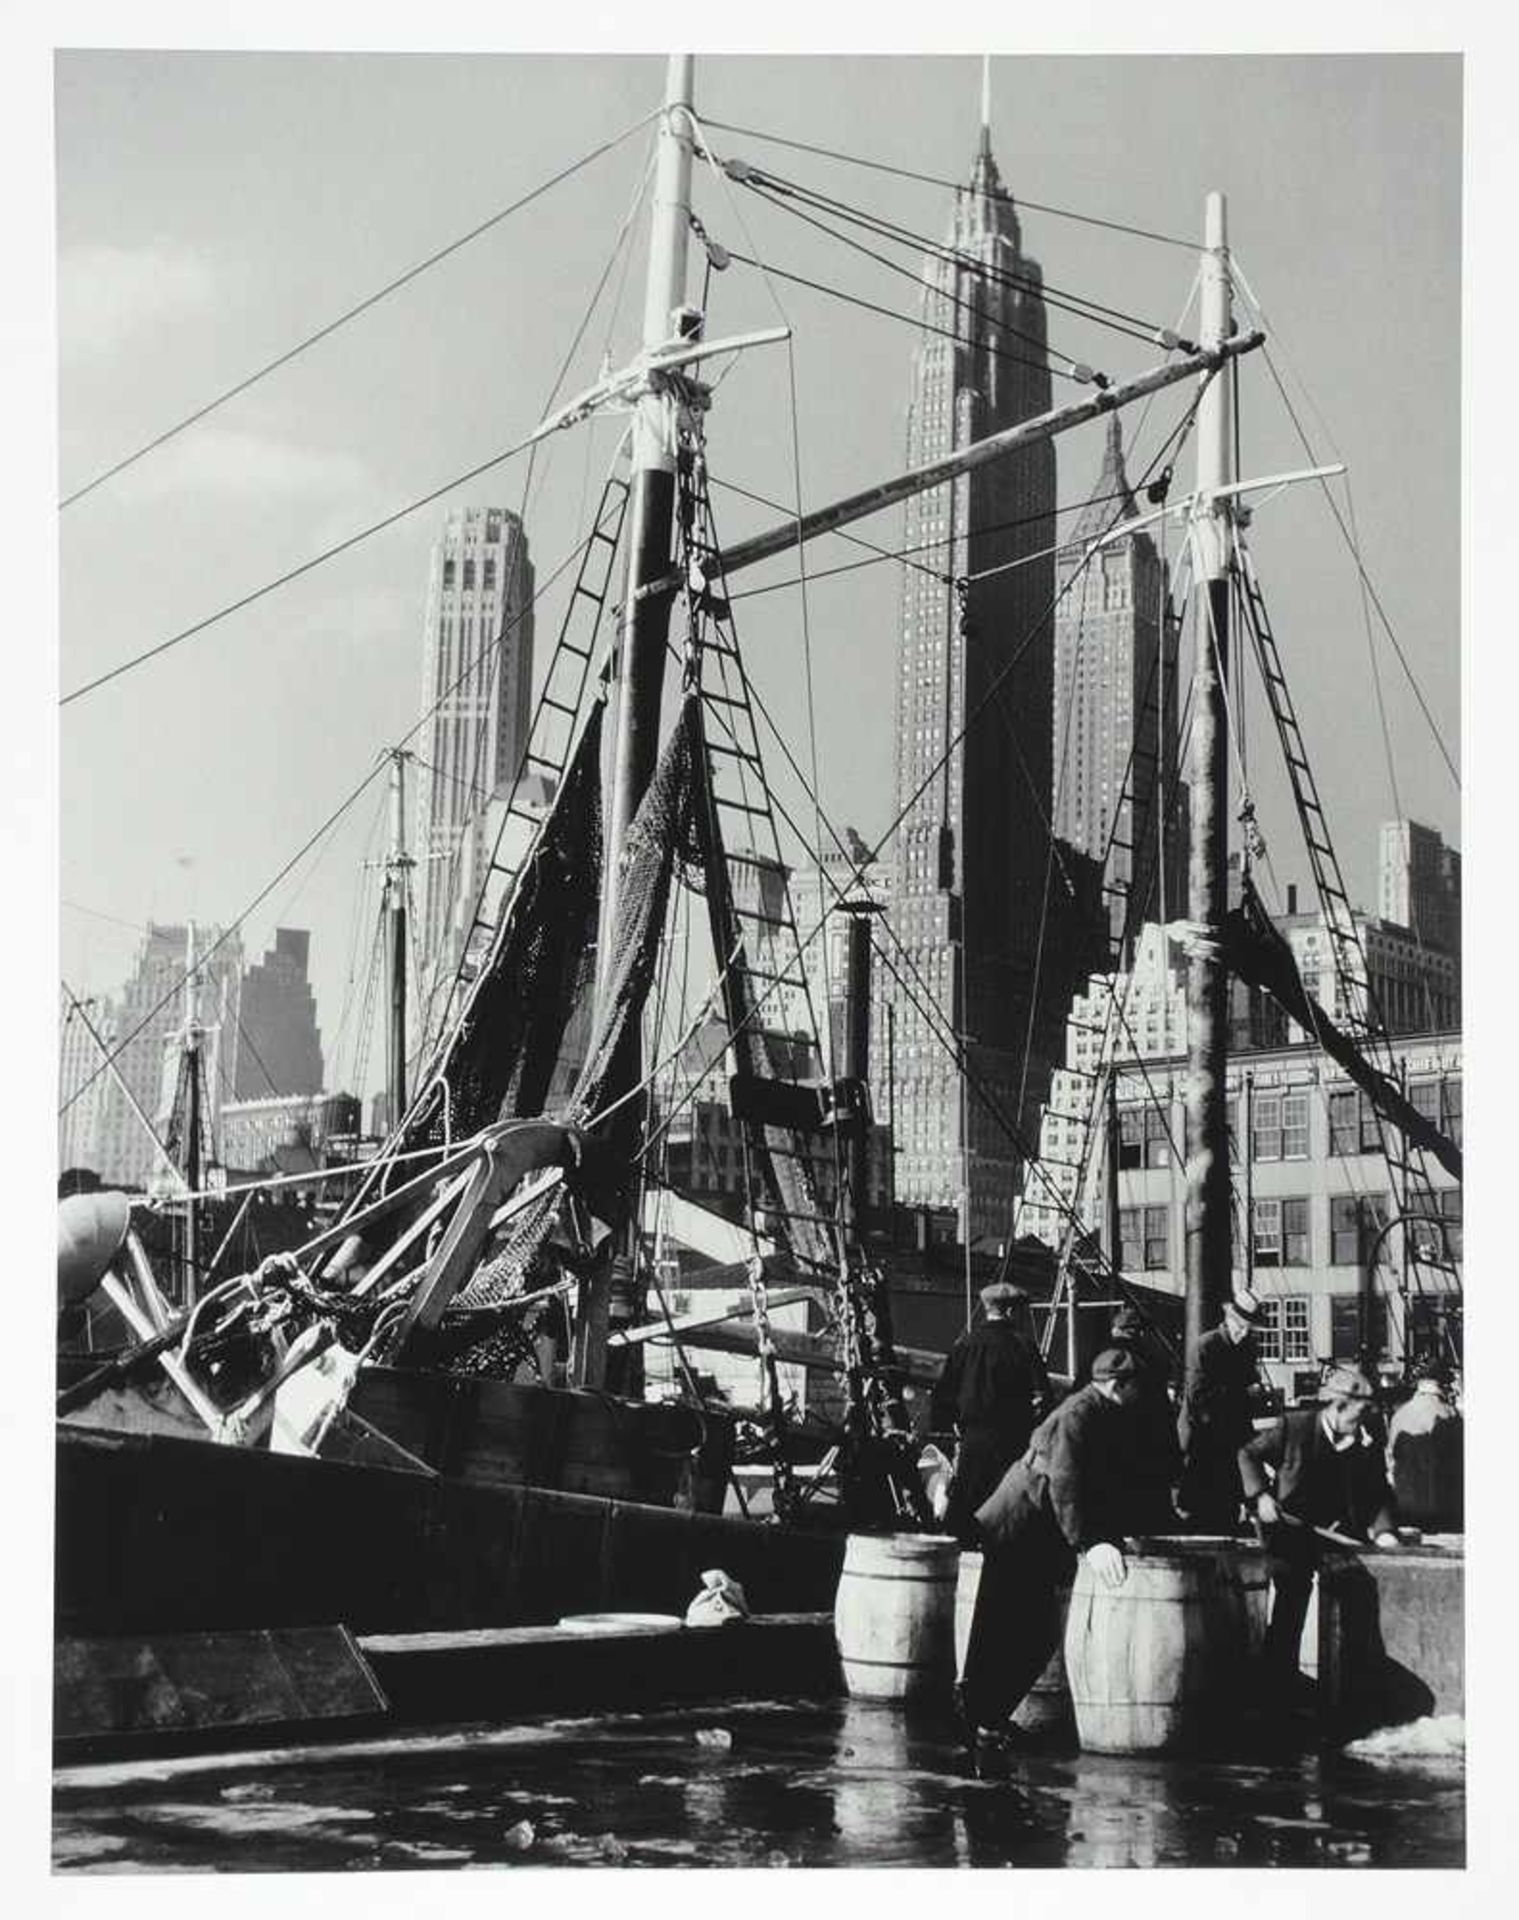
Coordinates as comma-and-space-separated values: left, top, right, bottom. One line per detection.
960, 1518, 1074, 1729
1262, 1524, 1320, 1681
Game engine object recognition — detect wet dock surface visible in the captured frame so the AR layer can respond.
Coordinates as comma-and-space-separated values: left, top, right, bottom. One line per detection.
52, 1696, 1464, 1870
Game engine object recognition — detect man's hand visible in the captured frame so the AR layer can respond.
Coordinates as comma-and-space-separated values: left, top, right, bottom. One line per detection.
1373, 1531, 1400, 1549
1254, 1492, 1281, 1527
1084, 1542, 1127, 1589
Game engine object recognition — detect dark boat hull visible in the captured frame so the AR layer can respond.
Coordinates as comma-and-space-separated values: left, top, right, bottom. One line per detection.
55, 1424, 845, 1639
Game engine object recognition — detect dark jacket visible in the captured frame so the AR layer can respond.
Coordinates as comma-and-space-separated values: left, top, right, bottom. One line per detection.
1238, 1409, 1396, 1542
929, 1318, 1050, 1452
974, 1383, 1135, 1554
1177, 1326, 1262, 1459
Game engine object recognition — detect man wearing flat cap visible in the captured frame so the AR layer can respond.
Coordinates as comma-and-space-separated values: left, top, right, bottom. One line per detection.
1176, 1288, 1270, 1531
958, 1347, 1146, 1748
930, 1279, 1051, 1546
1239, 1365, 1399, 1688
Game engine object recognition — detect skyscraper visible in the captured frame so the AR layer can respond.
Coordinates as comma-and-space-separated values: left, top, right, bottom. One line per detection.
58, 991, 115, 1177
1052, 416, 1186, 952
881, 119, 1097, 1246
235, 927, 324, 1098
415, 506, 535, 985
1379, 818, 1462, 958
91, 923, 243, 1189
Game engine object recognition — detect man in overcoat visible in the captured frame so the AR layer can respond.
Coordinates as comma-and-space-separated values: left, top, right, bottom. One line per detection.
958, 1346, 1145, 1747
1176, 1287, 1268, 1530
1107, 1302, 1183, 1533
930, 1279, 1051, 1546
1238, 1364, 1400, 1688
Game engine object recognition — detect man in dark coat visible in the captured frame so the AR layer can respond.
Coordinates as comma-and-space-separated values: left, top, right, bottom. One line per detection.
1107, 1303, 1183, 1533
1176, 1287, 1268, 1531
958, 1347, 1145, 1746
930, 1280, 1051, 1546
1239, 1364, 1399, 1688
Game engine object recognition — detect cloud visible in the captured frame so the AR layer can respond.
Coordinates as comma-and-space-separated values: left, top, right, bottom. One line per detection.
58, 242, 217, 361
126, 422, 377, 507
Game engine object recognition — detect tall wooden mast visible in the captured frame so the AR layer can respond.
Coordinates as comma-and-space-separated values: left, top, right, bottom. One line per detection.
383, 748, 413, 1133
576, 54, 695, 1388
1183, 192, 1236, 1375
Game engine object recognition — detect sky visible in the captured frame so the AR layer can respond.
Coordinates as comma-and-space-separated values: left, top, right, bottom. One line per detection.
9, 4, 1519, 1899
49, 43, 1463, 1114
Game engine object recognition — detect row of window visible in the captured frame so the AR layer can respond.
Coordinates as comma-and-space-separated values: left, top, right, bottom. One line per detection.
441, 557, 501, 591
1117, 1188, 1462, 1274
1111, 1075, 1462, 1170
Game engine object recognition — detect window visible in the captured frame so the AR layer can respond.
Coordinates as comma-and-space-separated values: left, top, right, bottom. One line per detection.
1329, 1090, 1359, 1156
1412, 1189, 1462, 1263
1252, 1092, 1283, 1162
1331, 1192, 1389, 1266
1255, 1298, 1283, 1363
1282, 1091, 1309, 1160
1442, 1075, 1462, 1147
1144, 1107, 1171, 1169
1282, 1297, 1312, 1364
442, 558, 456, 588
1118, 1108, 1143, 1169
1253, 1197, 1311, 1268
462, 559, 475, 590
1331, 1294, 1389, 1362
1119, 1204, 1169, 1272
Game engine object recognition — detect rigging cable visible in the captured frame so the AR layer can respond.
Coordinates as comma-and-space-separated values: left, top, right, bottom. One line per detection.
1227, 260, 1458, 792
700, 118, 1198, 252
739, 165, 1170, 349
59, 106, 661, 511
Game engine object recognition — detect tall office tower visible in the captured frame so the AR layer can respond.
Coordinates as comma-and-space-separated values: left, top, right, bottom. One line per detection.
1379, 819, 1462, 958
415, 506, 535, 988
1052, 416, 1187, 954
235, 927, 324, 1098
883, 117, 1100, 1247
58, 991, 115, 1176
92, 923, 243, 1189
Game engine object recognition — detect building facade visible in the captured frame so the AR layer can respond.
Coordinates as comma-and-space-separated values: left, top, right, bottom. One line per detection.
58, 992, 115, 1177
415, 506, 535, 985
219, 1091, 363, 1174
884, 119, 1095, 1248
90, 923, 243, 1189
1379, 817, 1461, 958
1018, 920, 1461, 1390
1052, 417, 1187, 952
234, 927, 324, 1098
1283, 905, 1460, 1038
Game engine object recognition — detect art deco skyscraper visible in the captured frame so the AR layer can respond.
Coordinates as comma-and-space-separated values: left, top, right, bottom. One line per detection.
415, 506, 535, 984
880, 122, 1086, 1247
1052, 416, 1186, 955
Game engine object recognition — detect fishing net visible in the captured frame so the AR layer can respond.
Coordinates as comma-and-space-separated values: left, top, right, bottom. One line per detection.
397, 701, 606, 1159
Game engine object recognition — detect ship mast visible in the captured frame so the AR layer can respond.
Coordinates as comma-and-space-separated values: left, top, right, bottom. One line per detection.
1183, 192, 1236, 1375
576, 53, 695, 1388
383, 748, 413, 1133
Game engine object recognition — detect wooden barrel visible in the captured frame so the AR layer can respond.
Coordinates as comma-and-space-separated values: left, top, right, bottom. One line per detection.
1064, 1536, 1269, 1754
953, 1549, 1073, 1733
833, 1533, 958, 1701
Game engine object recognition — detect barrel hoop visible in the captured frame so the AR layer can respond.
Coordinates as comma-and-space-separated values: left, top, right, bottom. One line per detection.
841, 1653, 937, 1670
839, 1569, 955, 1586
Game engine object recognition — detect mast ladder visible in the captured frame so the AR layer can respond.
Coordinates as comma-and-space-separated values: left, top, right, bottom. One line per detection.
1234, 540, 1461, 1338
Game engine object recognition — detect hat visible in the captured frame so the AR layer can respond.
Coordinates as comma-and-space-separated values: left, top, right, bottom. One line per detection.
980, 1280, 1027, 1311
1318, 1365, 1376, 1404
1223, 1288, 1265, 1326
1091, 1346, 1139, 1382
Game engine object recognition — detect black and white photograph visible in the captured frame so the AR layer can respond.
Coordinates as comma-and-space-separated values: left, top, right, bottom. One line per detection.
14, 2, 1507, 1883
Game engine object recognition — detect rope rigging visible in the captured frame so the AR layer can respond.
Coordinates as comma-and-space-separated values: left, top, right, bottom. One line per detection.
734, 162, 1174, 352
700, 117, 1199, 253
